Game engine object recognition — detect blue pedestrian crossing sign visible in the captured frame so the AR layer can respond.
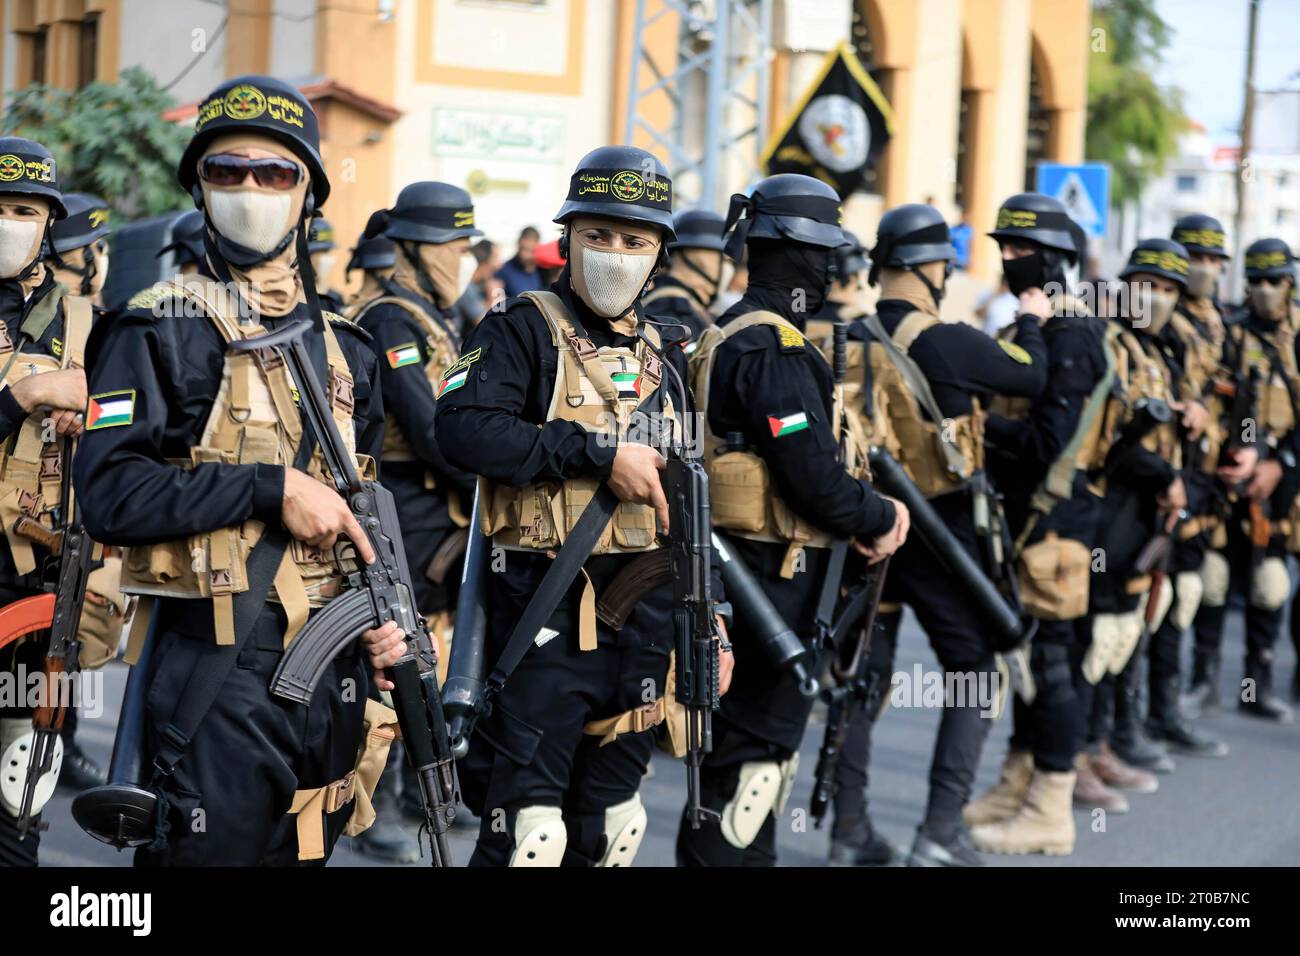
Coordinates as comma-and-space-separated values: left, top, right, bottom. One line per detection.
1036, 162, 1110, 238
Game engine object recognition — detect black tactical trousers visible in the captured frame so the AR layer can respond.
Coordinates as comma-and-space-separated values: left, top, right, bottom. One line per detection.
880, 525, 998, 842
676, 537, 829, 867
134, 602, 369, 866
468, 629, 667, 867
1192, 518, 1287, 692
0, 581, 47, 867
1010, 616, 1084, 772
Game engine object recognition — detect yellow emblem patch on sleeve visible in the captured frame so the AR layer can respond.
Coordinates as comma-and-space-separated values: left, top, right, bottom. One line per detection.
776, 325, 805, 351
998, 340, 1032, 365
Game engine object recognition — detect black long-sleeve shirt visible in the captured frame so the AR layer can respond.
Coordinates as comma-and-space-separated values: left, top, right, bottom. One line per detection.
710, 287, 896, 541
355, 286, 474, 496
434, 274, 702, 642
74, 284, 384, 548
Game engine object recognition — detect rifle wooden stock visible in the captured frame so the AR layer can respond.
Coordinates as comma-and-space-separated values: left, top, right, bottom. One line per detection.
12, 515, 62, 556
1249, 500, 1271, 549
425, 528, 468, 585
596, 550, 672, 629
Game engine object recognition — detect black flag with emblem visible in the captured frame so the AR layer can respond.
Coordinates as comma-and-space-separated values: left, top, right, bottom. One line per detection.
760, 41, 894, 197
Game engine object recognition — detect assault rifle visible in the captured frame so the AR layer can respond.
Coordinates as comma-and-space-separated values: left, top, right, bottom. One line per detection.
231, 320, 458, 867
5, 442, 95, 838
809, 555, 889, 828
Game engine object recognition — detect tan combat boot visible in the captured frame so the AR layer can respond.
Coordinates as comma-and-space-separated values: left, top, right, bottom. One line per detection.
962, 749, 1033, 827
1090, 741, 1159, 794
1073, 752, 1129, 814
969, 769, 1077, 856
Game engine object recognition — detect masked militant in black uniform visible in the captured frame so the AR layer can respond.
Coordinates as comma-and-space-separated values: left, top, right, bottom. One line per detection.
828, 202, 1049, 867
1192, 237, 1299, 724
429, 146, 733, 867
49, 193, 111, 305
307, 215, 346, 315
643, 208, 728, 351
0, 137, 100, 867
964, 193, 1110, 856
1136, 215, 1232, 757
73, 77, 394, 866
675, 174, 907, 868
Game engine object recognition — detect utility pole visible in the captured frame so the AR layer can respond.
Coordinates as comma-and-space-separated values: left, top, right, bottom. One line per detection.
1232, 0, 1260, 289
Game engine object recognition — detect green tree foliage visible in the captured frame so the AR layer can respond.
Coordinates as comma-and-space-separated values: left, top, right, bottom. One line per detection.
2, 66, 189, 218
1087, 0, 1189, 204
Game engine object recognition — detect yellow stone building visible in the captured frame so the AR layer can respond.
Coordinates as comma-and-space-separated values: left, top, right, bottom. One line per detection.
0, 0, 1090, 288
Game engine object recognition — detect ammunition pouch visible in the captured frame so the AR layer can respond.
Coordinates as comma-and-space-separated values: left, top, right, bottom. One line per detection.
77, 556, 130, 670
1017, 532, 1090, 621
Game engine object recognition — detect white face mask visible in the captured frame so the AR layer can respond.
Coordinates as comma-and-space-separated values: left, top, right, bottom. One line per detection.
206, 189, 293, 254
457, 253, 478, 298
1133, 284, 1178, 334
1186, 261, 1219, 299
1249, 282, 1290, 322
572, 242, 657, 317
0, 219, 41, 279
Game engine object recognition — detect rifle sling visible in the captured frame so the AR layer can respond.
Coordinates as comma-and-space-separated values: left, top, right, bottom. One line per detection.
150, 411, 318, 780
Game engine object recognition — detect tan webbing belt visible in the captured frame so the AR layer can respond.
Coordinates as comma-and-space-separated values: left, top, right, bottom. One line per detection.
287, 770, 357, 861
124, 595, 156, 665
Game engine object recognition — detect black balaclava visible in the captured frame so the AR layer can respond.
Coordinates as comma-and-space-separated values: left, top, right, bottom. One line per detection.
745, 238, 832, 322
1003, 244, 1071, 297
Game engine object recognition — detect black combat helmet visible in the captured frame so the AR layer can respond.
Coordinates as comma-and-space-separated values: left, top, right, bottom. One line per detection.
835, 228, 869, 280
157, 209, 207, 267
723, 173, 845, 259
0, 136, 66, 218
988, 192, 1078, 256
1171, 213, 1229, 259
347, 235, 396, 274
1243, 237, 1295, 280
867, 204, 955, 287
382, 182, 483, 245
50, 193, 110, 253
177, 75, 329, 207
307, 215, 336, 253
554, 145, 676, 242
668, 209, 726, 252
1120, 238, 1191, 288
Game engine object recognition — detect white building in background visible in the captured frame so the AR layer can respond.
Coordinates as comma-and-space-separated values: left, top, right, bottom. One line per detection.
1121, 92, 1300, 298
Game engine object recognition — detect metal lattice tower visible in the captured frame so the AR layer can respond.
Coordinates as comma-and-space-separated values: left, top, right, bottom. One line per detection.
623, 0, 774, 211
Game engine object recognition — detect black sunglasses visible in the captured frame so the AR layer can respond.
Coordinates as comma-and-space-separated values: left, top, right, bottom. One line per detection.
199, 154, 303, 191
1250, 276, 1288, 287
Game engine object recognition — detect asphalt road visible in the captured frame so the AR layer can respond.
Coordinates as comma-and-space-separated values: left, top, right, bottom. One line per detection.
35, 604, 1300, 868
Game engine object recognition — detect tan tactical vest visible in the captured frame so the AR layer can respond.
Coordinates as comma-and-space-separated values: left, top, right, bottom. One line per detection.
119, 276, 372, 647
1169, 306, 1228, 473
804, 305, 895, 457
0, 288, 93, 576
1112, 327, 1182, 467
353, 293, 469, 526
352, 294, 459, 464
690, 311, 865, 578
1230, 322, 1300, 442
868, 311, 982, 498
477, 291, 670, 559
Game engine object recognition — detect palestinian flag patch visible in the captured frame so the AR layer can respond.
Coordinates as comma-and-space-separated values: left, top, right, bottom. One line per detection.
386, 342, 421, 369
612, 370, 641, 400
767, 411, 809, 438
87, 390, 135, 430
437, 367, 469, 398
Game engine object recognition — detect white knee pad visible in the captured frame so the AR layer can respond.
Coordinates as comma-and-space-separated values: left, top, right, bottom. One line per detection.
1200, 551, 1230, 607
597, 794, 647, 867
1170, 570, 1205, 632
508, 805, 567, 867
1109, 609, 1145, 676
722, 757, 797, 850
1143, 579, 1175, 635
1082, 613, 1122, 685
0, 718, 63, 819
1250, 557, 1290, 611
